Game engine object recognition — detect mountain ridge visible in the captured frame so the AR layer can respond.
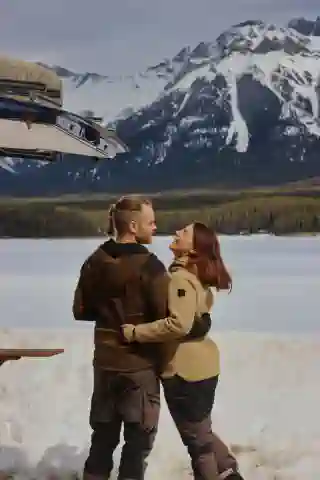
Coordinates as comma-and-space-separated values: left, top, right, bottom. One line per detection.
1, 16, 320, 195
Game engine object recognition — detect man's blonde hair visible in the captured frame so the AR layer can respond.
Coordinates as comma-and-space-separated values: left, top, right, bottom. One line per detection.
107, 195, 152, 236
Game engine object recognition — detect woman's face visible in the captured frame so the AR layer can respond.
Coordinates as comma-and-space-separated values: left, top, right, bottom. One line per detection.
170, 223, 194, 256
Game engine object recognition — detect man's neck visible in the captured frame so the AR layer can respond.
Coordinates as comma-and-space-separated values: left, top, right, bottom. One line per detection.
116, 234, 137, 244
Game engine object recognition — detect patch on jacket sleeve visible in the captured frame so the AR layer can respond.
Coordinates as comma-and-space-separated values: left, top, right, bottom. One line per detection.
177, 288, 186, 297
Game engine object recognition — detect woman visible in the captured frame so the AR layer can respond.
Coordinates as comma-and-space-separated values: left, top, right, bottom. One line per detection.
122, 222, 244, 480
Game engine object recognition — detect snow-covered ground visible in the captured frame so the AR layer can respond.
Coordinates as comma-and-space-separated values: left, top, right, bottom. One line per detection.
0, 329, 319, 479
0, 236, 319, 478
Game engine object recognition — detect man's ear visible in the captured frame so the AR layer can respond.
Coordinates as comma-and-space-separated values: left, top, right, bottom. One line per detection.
129, 219, 138, 233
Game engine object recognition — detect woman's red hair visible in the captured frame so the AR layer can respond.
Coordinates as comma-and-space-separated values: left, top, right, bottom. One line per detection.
187, 222, 232, 291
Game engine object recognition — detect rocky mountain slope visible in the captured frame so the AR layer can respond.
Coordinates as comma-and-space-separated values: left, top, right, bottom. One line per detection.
1, 17, 320, 195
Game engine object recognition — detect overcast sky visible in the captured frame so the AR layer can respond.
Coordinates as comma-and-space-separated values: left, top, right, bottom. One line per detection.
0, 0, 318, 75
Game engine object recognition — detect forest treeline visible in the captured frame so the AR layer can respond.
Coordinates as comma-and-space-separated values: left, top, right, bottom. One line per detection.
0, 194, 319, 237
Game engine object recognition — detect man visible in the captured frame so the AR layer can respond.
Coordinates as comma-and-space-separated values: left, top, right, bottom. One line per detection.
73, 196, 169, 480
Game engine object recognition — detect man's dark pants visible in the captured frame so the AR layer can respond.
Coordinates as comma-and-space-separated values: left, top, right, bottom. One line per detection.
84, 368, 160, 480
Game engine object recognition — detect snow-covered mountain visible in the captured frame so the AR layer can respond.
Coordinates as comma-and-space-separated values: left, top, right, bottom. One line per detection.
1, 17, 320, 194
38, 57, 183, 124
118, 20, 320, 150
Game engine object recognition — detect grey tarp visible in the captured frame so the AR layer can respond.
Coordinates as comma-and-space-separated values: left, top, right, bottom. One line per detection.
0, 56, 62, 106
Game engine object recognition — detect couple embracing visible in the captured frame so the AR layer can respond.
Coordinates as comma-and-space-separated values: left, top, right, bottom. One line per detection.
73, 195, 244, 480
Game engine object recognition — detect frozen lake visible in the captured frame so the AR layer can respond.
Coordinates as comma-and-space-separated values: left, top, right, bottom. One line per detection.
0, 235, 319, 332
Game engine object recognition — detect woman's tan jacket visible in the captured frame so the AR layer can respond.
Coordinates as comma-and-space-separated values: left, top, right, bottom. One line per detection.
124, 258, 220, 381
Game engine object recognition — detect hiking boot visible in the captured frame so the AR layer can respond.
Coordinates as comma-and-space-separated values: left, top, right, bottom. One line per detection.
219, 468, 245, 479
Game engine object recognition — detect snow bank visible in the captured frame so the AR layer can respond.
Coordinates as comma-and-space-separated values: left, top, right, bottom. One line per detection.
0, 328, 319, 479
